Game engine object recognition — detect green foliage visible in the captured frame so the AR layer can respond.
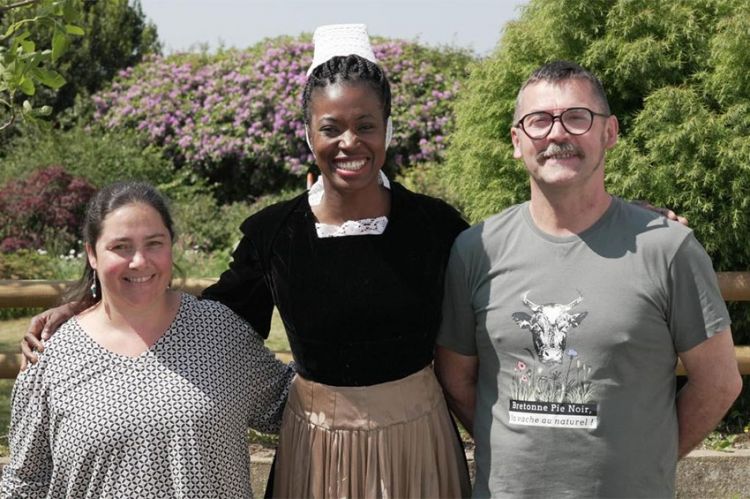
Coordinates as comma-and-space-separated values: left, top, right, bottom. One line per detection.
445, 0, 749, 222
0, 249, 57, 279
396, 161, 462, 209
0, 0, 83, 130
0, 379, 14, 454
1, 0, 159, 120
172, 188, 303, 253
0, 124, 174, 188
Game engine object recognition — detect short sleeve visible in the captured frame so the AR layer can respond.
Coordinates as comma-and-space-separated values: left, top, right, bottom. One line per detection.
1, 362, 52, 498
241, 324, 295, 434
436, 239, 479, 356
668, 233, 731, 353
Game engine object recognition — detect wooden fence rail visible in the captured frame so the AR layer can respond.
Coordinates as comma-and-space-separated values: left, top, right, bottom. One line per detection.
0, 274, 749, 378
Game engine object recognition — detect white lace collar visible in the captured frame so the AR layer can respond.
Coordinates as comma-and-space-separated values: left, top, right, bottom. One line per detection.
308, 172, 390, 238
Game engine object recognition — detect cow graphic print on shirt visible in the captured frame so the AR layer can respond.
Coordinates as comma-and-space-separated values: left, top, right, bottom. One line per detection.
507, 291, 598, 429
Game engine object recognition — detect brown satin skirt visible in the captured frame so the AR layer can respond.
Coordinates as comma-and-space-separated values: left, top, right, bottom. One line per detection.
271, 366, 471, 498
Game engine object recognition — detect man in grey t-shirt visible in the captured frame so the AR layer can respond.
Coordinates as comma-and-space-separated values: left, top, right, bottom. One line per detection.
435, 61, 742, 498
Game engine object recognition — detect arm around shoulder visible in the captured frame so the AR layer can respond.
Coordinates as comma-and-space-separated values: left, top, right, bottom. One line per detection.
677, 328, 743, 458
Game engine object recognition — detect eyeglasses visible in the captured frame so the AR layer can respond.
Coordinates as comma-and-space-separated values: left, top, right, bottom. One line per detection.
515, 107, 610, 140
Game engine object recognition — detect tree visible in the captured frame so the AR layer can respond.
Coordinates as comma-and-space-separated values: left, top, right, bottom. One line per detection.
48, 0, 160, 114
0, 0, 83, 131
2, 0, 160, 118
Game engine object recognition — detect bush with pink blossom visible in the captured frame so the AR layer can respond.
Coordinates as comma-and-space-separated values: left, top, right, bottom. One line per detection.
0, 166, 96, 253
91, 36, 473, 201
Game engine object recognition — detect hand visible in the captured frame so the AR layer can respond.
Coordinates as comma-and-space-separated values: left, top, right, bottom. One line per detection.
20, 303, 78, 368
633, 200, 689, 226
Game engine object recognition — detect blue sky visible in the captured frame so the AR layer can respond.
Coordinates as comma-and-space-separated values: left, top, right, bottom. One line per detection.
139, 0, 528, 55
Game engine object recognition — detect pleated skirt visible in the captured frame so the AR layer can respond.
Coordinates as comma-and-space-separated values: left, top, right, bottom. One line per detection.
271, 366, 471, 498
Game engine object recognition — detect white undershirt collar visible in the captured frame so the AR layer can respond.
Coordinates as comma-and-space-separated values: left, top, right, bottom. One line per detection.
308, 172, 391, 238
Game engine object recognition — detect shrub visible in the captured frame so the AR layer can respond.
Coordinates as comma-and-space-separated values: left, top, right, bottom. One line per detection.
0, 167, 95, 253
0, 124, 174, 189
172, 187, 304, 253
396, 162, 463, 209
0, 249, 81, 320
0, 250, 57, 279
172, 193, 240, 253
90, 36, 473, 201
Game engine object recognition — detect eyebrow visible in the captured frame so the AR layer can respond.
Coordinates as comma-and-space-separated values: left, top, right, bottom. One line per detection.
109, 233, 168, 243
318, 113, 376, 123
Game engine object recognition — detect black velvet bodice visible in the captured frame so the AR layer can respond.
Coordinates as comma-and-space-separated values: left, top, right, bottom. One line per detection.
202, 182, 468, 386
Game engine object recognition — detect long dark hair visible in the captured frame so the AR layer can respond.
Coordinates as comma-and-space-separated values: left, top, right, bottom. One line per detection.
64, 181, 177, 309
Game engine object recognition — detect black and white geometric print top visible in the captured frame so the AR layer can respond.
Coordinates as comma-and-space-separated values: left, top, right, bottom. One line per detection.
1, 293, 294, 498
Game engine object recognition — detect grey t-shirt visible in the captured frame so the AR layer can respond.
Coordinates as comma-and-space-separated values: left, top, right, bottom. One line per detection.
437, 197, 730, 498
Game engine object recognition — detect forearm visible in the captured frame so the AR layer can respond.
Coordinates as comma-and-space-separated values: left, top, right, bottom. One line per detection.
676, 329, 743, 458
434, 346, 478, 436
676, 378, 741, 458
443, 381, 476, 436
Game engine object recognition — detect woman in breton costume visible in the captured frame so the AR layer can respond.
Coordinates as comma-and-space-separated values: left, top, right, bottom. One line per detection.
202, 24, 472, 498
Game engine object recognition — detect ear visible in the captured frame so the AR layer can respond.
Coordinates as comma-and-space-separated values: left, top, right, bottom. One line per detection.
570, 311, 588, 328
604, 115, 619, 150
85, 243, 97, 270
511, 126, 523, 159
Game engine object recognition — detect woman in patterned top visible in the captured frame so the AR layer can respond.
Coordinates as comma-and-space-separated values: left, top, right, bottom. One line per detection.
2, 182, 294, 498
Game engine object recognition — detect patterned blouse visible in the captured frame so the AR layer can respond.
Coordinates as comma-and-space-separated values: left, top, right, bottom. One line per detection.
1, 293, 293, 498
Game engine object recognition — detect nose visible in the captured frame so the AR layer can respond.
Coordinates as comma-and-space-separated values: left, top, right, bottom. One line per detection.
546, 117, 568, 140
129, 250, 146, 268
339, 129, 359, 149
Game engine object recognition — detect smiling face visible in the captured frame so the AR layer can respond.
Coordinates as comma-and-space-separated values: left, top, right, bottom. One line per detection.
86, 202, 173, 313
308, 81, 387, 196
511, 79, 618, 194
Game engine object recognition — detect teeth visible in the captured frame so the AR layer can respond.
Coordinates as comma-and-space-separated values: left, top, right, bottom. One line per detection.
336, 160, 366, 171
127, 275, 152, 283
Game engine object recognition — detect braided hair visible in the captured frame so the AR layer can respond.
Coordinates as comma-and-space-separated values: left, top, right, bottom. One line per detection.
302, 54, 391, 125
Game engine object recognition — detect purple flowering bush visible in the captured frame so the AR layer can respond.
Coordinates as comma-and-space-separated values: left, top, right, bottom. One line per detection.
91, 36, 473, 201
0, 166, 96, 253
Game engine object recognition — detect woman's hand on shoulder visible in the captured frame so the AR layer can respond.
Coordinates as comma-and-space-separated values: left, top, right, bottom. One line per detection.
633, 200, 689, 226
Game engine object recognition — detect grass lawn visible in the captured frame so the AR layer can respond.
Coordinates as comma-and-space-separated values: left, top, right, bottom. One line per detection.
0, 309, 291, 457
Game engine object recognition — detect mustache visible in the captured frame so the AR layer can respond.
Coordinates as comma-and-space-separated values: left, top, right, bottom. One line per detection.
537, 142, 583, 161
